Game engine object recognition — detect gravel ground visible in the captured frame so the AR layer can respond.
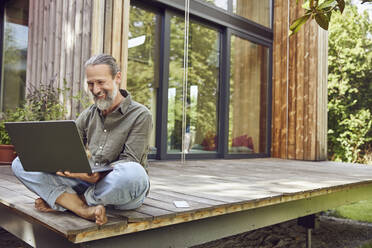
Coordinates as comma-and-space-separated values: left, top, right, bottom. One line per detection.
1, 215, 372, 248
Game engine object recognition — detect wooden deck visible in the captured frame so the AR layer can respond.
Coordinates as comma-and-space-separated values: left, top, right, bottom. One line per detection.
1, 158, 372, 247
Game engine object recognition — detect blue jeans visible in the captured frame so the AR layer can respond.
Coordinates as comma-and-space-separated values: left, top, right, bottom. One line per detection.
12, 157, 149, 211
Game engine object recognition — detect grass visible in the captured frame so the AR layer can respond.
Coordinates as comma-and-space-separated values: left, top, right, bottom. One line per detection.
361, 244, 372, 248
331, 200, 372, 223
330, 200, 372, 248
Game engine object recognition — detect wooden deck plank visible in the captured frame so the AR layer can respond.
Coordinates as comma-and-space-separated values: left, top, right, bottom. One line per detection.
150, 189, 226, 205
2, 159, 372, 243
107, 208, 152, 223
136, 204, 175, 219
144, 195, 211, 214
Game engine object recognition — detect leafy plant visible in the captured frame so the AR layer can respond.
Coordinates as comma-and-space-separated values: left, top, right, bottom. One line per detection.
0, 81, 90, 145
290, 0, 372, 36
327, 3, 372, 163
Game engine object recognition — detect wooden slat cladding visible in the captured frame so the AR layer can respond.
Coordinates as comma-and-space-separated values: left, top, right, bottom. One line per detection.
121, 0, 130, 89
26, 0, 93, 118
92, 0, 130, 89
272, 1, 328, 160
26, 0, 129, 117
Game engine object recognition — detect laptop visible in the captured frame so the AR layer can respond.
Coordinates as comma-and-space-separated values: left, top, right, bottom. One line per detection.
5, 120, 112, 173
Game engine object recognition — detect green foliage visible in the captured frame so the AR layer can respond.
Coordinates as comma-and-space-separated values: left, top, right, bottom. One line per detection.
328, 3, 372, 163
0, 82, 88, 145
290, 0, 371, 36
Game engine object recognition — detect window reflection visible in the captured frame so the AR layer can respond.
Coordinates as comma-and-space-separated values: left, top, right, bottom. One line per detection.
200, 0, 271, 28
233, 0, 271, 28
1, 0, 29, 111
168, 16, 220, 154
229, 35, 268, 154
201, 0, 228, 10
127, 5, 160, 154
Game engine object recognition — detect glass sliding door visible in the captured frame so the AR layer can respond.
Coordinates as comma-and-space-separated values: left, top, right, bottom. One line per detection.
228, 34, 269, 154
128, 0, 273, 160
1, 0, 29, 111
167, 15, 220, 154
127, 5, 160, 154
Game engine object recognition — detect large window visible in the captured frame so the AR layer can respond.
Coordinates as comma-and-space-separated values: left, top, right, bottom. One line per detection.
0, 0, 29, 111
200, 0, 272, 28
129, 0, 272, 160
127, 5, 160, 154
229, 35, 269, 154
167, 16, 220, 154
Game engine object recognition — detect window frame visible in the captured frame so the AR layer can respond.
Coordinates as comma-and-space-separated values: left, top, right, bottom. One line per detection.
0, 0, 29, 112
0, 1, 8, 111
224, 29, 273, 159
131, 0, 273, 160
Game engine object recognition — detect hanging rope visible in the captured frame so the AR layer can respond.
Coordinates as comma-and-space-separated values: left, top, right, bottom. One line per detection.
181, 0, 190, 164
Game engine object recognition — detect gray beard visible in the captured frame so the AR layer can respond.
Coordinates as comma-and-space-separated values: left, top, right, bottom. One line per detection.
94, 82, 118, 111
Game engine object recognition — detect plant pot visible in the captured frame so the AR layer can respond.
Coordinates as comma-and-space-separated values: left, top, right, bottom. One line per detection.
0, 144, 17, 165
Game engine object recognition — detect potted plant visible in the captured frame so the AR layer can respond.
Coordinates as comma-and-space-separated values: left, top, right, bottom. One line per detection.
0, 115, 16, 165
0, 83, 71, 165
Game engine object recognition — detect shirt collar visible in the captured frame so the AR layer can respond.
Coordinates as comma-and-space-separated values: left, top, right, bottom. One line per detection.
117, 89, 131, 115
96, 89, 131, 116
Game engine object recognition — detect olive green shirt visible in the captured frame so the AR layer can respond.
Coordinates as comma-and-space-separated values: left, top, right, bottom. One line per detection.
76, 90, 152, 169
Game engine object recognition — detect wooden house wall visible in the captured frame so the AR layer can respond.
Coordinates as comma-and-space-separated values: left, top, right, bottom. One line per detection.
91, 0, 130, 89
272, 1, 328, 160
26, 0, 92, 119
25, 0, 327, 160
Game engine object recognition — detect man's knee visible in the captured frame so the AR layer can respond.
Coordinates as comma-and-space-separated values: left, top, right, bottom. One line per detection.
111, 162, 149, 197
11, 157, 24, 177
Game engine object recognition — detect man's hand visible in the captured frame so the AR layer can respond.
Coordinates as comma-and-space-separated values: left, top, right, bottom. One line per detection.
56, 171, 102, 183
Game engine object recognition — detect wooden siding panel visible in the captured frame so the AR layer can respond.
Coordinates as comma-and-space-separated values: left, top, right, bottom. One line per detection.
104, 0, 113, 54
26, 0, 34, 88
64, 0, 76, 117
35, 0, 44, 88
295, 14, 305, 160
272, 0, 281, 158
317, 29, 328, 160
54, 0, 63, 89
287, 0, 297, 159
71, 0, 84, 118
41, 0, 50, 85
112, 0, 123, 61
121, 0, 130, 89
272, 1, 328, 160
91, 0, 105, 55
308, 21, 318, 160
59, 0, 68, 92
47, 0, 56, 86
81, 0, 93, 95
30, 0, 38, 88
279, 0, 288, 158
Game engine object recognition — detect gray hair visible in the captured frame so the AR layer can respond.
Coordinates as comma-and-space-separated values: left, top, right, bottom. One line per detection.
84, 54, 120, 78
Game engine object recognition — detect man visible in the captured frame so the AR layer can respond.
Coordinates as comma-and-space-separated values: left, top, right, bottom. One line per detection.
12, 54, 152, 225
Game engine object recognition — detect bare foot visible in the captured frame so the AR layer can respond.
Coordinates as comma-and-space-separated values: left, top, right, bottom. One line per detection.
94, 205, 107, 225
78, 205, 107, 225
35, 198, 57, 212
